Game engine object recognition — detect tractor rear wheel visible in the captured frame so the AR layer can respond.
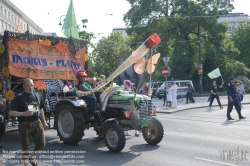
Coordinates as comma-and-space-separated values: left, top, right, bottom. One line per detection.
56, 103, 85, 144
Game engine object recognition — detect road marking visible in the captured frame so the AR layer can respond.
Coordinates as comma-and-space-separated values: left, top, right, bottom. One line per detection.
194, 157, 239, 166
48, 138, 60, 143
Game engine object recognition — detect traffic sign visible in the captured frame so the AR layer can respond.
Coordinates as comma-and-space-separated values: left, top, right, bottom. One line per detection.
162, 66, 170, 77
198, 64, 203, 74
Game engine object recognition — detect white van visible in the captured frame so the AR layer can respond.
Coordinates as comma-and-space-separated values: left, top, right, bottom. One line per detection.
156, 80, 194, 99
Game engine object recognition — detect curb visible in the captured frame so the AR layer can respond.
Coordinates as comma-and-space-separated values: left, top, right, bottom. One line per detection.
157, 102, 250, 114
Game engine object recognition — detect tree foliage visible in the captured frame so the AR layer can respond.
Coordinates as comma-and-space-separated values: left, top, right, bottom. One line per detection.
123, 0, 236, 88
90, 32, 134, 77
78, 19, 95, 49
231, 23, 250, 68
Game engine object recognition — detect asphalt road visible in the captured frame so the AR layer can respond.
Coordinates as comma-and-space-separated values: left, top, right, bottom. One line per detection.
0, 98, 250, 166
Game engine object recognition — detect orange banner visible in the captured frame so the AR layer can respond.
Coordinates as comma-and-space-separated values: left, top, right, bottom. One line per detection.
8, 37, 86, 80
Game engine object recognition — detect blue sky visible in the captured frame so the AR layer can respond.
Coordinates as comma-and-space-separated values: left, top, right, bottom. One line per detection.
10, 0, 249, 41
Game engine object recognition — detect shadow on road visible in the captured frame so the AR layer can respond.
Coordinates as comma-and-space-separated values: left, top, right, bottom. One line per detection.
130, 144, 160, 152
221, 120, 239, 126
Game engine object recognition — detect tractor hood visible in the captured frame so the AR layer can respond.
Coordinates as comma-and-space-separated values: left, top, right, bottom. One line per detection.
109, 93, 150, 106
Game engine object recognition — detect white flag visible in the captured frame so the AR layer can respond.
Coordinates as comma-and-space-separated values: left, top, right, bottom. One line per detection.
207, 68, 221, 79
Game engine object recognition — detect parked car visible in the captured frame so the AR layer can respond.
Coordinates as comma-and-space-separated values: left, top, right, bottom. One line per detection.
139, 82, 163, 98
156, 80, 194, 99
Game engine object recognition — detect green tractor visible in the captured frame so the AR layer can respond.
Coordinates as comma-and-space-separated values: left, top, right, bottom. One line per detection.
54, 88, 164, 152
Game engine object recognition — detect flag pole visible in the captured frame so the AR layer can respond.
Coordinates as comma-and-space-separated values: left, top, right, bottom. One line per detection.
219, 67, 223, 83
221, 75, 224, 83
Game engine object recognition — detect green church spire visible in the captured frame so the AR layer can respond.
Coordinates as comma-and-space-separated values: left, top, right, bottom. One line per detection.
62, 0, 79, 39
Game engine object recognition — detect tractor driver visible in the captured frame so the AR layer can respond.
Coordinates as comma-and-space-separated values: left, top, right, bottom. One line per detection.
76, 69, 97, 120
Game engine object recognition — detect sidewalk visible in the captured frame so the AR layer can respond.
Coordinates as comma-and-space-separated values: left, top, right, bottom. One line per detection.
153, 94, 250, 114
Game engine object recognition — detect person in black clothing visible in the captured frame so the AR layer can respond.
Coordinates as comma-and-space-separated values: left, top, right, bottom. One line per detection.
0, 96, 6, 148
209, 80, 224, 109
162, 83, 167, 106
9, 78, 49, 166
186, 83, 195, 103
226, 76, 246, 120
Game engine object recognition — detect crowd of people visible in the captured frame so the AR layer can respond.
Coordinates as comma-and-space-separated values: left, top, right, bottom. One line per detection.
159, 76, 247, 121
207, 77, 246, 120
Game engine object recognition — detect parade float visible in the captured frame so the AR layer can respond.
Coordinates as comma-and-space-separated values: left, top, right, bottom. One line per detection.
0, 30, 88, 122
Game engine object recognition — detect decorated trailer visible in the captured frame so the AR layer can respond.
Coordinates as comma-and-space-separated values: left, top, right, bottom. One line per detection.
0, 30, 88, 123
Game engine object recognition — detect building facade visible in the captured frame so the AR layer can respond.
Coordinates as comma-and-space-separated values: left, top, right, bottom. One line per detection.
42, 32, 57, 37
218, 13, 250, 35
0, 0, 43, 35
112, 26, 127, 36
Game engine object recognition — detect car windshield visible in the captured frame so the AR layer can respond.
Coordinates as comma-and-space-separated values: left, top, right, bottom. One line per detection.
179, 82, 189, 87
152, 83, 158, 88
160, 83, 166, 88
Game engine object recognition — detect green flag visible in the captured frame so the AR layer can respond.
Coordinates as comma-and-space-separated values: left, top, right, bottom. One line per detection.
207, 67, 221, 79
62, 0, 79, 39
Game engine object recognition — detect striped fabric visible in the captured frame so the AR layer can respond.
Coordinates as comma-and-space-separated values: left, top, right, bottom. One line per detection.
44, 80, 64, 112
100, 90, 113, 111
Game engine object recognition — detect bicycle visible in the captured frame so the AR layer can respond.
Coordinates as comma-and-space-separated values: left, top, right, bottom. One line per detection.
177, 90, 184, 103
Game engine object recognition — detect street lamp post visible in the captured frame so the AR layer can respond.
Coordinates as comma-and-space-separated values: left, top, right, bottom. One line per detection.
58, 15, 66, 26
163, 57, 170, 109
198, 26, 203, 94
59, 15, 72, 37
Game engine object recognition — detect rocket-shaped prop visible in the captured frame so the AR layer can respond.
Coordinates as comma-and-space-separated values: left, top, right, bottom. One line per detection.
76, 33, 161, 96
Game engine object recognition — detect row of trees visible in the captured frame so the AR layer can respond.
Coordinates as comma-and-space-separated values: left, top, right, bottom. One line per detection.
79, 0, 250, 92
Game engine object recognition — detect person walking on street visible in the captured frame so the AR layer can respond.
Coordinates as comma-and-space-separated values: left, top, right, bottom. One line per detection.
209, 80, 224, 109
189, 84, 195, 103
9, 78, 49, 166
207, 94, 211, 102
186, 83, 195, 103
171, 82, 178, 108
226, 76, 246, 120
